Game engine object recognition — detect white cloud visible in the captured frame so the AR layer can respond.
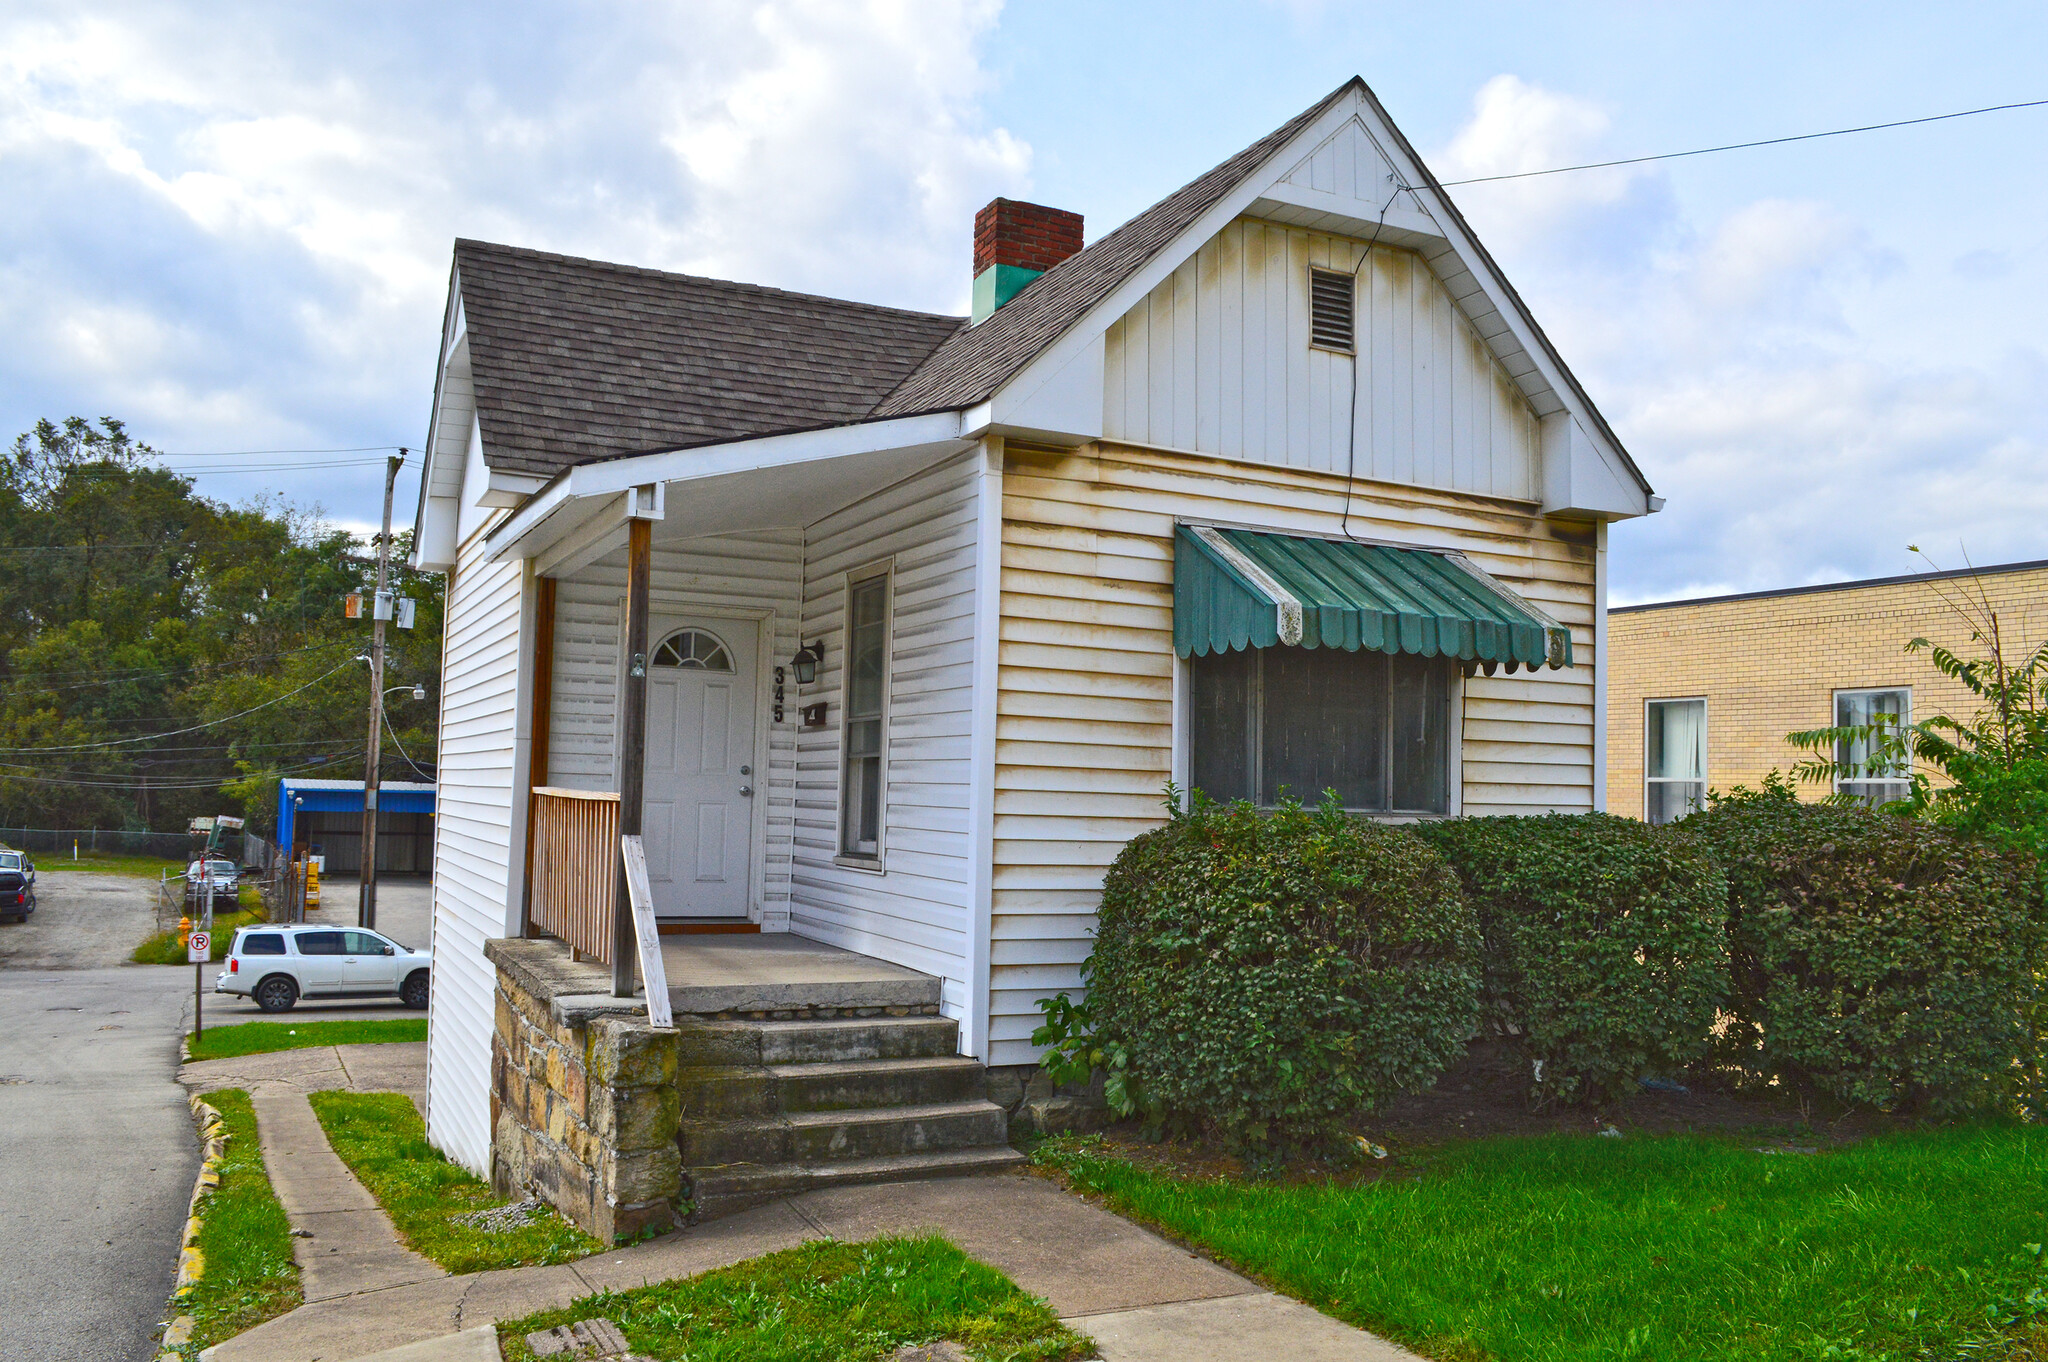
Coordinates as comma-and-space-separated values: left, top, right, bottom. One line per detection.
1435, 77, 2048, 602
0, 0, 1030, 521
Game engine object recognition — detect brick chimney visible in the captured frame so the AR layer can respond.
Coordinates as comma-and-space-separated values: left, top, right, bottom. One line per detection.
972, 198, 1083, 324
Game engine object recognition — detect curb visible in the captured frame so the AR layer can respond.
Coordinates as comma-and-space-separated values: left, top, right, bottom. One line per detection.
157, 1095, 229, 1359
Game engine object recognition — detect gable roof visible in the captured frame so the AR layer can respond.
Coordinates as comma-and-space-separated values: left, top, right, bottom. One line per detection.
438, 78, 1646, 504
453, 240, 964, 480
868, 84, 1354, 419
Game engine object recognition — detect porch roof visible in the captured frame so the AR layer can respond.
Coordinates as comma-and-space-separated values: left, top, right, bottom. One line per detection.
1173, 525, 1573, 671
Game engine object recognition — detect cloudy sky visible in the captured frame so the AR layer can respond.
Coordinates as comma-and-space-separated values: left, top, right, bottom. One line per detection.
2, 0, 2042, 602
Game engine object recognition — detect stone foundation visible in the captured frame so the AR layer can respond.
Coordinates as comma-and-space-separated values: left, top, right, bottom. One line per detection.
985, 1062, 1109, 1135
487, 941, 683, 1242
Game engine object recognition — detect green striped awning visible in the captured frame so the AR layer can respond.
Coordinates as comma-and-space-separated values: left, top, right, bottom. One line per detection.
1173, 526, 1573, 671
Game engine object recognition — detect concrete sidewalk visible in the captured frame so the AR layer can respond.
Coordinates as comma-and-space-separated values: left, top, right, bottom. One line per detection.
180, 1043, 1422, 1362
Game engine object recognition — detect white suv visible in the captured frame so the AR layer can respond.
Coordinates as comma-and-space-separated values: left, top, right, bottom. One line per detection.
216, 924, 433, 1013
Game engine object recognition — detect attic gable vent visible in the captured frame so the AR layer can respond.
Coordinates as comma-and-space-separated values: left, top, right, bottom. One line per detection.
1309, 267, 1355, 352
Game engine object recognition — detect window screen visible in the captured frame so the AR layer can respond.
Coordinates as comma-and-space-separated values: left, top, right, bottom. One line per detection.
1190, 646, 1451, 813
1309, 267, 1356, 352
840, 572, 890, 858
1835, 688, 1911, 806
1644, 698, 1706, 825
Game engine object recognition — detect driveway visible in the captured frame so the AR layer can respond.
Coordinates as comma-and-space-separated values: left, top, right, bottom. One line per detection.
0, 872, 197, 1362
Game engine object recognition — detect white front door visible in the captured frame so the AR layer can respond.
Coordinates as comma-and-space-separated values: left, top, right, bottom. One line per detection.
641, 622, 756, 918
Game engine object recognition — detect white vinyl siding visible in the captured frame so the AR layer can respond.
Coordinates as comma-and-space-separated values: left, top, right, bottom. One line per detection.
988, 441, 1596, 1065
1102, 221, 1539, 500
545, 531, 804, 928
795, 453, 981, 1023
427, 532, 532, 1176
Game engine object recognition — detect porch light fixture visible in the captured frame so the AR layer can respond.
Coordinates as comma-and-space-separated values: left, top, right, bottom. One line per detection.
790, 641, 822, 686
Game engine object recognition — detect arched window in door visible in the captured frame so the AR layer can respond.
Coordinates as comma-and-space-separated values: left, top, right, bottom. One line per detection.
650, 628, 734, 672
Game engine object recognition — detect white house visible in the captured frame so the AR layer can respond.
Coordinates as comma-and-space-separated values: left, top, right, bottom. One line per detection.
412, 77, 1656, 1176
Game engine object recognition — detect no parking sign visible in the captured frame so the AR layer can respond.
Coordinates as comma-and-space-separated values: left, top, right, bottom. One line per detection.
187, 930, 210, 964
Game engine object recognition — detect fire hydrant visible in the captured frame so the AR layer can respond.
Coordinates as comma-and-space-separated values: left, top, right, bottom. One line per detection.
178, 915, 192, 949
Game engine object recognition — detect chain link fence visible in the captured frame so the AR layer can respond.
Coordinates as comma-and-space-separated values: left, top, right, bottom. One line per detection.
1, 826, 255, 863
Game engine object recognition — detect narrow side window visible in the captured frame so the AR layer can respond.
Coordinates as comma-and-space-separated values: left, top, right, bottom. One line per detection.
839, 571, 891, 860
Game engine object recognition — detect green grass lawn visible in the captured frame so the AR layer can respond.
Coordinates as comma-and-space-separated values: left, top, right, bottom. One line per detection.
1033, 1126, 2048, 1362
186, 1018, 427, 1062
498, 1235, 1091, 1362
169, 1089, 302, 1358
133, 904, 262, 963
308, 1090, 602, 1271
42, 848, 190, 879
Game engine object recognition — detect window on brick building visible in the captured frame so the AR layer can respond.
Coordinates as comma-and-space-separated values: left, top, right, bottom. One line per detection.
1834, 687, 1912, 806
1644, 697, 1706, 825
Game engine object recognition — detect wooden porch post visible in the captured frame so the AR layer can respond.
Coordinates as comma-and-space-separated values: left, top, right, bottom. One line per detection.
613, 517, 652, 996
520, 574, 556, 939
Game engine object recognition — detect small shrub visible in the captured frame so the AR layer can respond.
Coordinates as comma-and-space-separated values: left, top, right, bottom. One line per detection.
1082, 794, 1480, 1155
1416, 813, 1728, 1103
1690, 778, 2046, 1113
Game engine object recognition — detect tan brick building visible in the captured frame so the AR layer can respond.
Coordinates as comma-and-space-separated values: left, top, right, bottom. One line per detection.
1607, 559, 2048, 821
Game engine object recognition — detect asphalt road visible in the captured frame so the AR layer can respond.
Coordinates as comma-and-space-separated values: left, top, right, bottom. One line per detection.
0, 870, 436, 1360
0, 873, 197, 1362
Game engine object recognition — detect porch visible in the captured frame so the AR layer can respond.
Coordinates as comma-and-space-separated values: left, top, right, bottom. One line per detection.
494, 930, 947, 1027
486, 932, 1022, 1238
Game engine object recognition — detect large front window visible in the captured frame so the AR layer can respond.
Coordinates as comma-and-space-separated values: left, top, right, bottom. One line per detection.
1190, 646, 1453, 813
1644, 698, 1706, 825
1835, 687, 1911, 806
839, 570, 890, 860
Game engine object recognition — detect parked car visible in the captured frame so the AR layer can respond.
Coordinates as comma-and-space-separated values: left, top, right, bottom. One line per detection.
215, 923, 432, 1012
0, 849, 35, 924
185, 857, 240, 911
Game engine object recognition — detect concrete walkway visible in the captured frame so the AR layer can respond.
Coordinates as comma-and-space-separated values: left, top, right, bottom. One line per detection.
180, 1043, 1422, 1362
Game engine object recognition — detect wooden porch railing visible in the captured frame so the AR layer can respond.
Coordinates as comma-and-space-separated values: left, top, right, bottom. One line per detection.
529, 787, 620, 963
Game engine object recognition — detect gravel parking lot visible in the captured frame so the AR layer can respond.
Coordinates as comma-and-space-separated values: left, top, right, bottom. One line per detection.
0, 869, 161, 971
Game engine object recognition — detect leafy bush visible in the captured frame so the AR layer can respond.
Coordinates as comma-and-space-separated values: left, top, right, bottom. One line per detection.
1690, 778, 2047, 1112
1416, 813, 1729, 1103
1081, 795, 1480, 1154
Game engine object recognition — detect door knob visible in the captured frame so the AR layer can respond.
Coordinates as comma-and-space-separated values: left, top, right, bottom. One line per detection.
739, 785, 754, 797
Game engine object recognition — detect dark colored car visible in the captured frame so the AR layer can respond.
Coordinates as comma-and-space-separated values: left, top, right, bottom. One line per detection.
0, 849, 36, 924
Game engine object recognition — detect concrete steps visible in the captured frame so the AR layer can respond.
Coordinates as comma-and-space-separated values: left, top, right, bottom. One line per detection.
675, 1011, 1021, 1220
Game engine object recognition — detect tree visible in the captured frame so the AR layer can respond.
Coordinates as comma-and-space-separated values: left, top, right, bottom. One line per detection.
0, 418, 443, 835
1787, 550, 2048, 868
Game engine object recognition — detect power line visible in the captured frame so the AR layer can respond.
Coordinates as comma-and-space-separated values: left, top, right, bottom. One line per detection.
0, 660, 358, 754
170, 459, 399, 475
1438, 96, 2048, 187
156, 446, 406, 458
0, 752, 360, 791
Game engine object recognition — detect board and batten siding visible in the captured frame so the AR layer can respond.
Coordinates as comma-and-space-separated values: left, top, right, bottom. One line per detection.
545, 531, 804, 927
986, 441, 1597, 1063
427, 529, 534, 1176
793, 453, 981, 1021
1102, 222, 1538, 501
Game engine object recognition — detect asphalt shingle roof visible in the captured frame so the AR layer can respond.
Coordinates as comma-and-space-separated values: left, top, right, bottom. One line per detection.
451, 81, 1361, 479
453, 241, 966, 480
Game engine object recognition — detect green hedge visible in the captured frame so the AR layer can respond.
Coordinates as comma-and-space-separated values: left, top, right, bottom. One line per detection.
1416, 814, 1729, 1103
1688, 782, 2046, 1113
1086, 797, 1480, 1154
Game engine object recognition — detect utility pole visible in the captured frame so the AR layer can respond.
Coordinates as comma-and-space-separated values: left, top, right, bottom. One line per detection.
359, 451, 404, 931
